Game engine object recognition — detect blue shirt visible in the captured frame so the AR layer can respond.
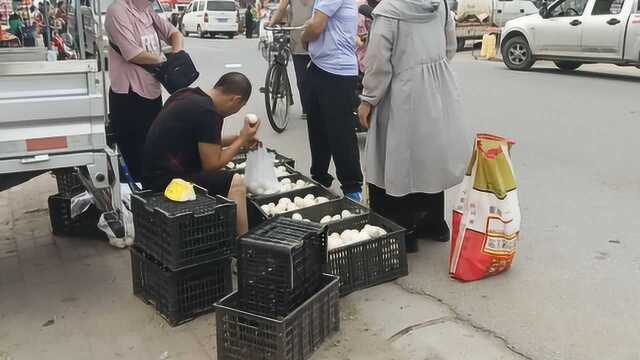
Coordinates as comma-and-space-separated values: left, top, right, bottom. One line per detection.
309, 0, 358, 76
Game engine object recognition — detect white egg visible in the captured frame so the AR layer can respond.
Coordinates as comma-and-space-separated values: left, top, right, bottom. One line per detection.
359, 229, 372, 240
292, 213, 303, 220
274, 204, 287, 214
286, 202, 298, 212
303, 219, 311, 222
341, 210, 352, 218
267, 202, 276, 209
332, 215, 341, 221
328, 236, 342, 251
281, 178, 292, 185
237, 162, 246, 169
320, 215, 332, 224
341, 230, 354, 242
246, 113, 259, 125
295, 179, 306, 188
294, 196, 305, 207
302, 199, 315, 208
227, 162, 236, 169
316, 197, 329, 204
278, 197, 292, 206
260, 205, 271, 214
352, 231, 369, 244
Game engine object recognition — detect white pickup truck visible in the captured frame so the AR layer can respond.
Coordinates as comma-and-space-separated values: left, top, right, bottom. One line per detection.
500, 0, 640, 70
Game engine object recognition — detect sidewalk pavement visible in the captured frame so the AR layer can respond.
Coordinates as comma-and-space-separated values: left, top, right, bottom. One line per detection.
0, 174, 526, 360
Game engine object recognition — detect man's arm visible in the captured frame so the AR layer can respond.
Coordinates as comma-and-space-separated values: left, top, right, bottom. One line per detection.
301, 10, 329, 43
222, 135, 238, 147
268, 0, 289, 26
199, 119, 260, 171
198, 138, 245, 172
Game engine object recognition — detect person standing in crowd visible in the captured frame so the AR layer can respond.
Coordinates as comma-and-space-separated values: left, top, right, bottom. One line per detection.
105, 0, 183, 181
245, 4, 255, 38
143, 73, 258, 236
268, 0, 313, 119
358, 0, 470, 252
301, 0, 363, 201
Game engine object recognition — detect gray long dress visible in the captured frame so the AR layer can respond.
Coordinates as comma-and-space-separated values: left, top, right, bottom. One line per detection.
361, 0, 472, 197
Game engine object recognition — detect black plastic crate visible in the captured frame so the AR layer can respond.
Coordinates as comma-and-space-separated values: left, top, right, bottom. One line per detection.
284, 197, 370, 224
247, 186, 339, 229
238, 218, 327, 319
325, 213, 408, 296
231, 148, 296, 169
215, 274, 340, 360
131, 186, 236, 270
131, 246, 232, 327
53, 168, 85, 196
48, 193, 102, 237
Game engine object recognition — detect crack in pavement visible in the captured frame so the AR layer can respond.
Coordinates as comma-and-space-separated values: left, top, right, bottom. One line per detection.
392, 281, 534, 360
387, 316, 456, 343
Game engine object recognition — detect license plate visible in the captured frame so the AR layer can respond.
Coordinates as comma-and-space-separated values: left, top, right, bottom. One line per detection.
217, 18, 228, 22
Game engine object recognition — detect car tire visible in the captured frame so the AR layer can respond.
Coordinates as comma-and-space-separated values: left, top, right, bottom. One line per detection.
456, 37, 465, 51
197, 25, 204, 38
180, 24, 188, 37
502, 36, 535, 71
227, 33, 235, 39
554, 61, 582, 71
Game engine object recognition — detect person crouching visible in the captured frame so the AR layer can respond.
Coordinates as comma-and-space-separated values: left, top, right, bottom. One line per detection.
142, 72, 259, 236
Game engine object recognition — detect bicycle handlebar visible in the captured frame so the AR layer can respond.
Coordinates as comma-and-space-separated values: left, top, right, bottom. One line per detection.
264, 25, 306, 31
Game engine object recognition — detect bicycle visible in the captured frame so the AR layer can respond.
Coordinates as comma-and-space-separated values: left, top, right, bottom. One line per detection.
260, 25, 304, 133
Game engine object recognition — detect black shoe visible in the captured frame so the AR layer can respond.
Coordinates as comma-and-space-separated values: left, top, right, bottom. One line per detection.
404, 226, 419, 253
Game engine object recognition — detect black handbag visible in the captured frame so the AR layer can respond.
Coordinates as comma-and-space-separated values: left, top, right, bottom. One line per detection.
109, 40, 199, 94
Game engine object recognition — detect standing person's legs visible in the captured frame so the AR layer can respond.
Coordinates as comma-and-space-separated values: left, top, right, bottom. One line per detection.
109, 89, 161, 182
316, 70, 363, 194
305, 64, 333, 187
291, 54, 311, 115
245, 21, 252, 38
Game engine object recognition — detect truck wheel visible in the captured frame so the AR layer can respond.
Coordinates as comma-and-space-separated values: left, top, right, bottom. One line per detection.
502, 36, 535, 71
555, 61, 582, 71
180, 24, 189, 37
456, 37, 465, 51
227, 33, 235, 39
197, 25, 204, 38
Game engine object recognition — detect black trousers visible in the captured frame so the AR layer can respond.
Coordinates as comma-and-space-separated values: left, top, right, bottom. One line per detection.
292, 54, 311, 114
109, 89, 162, 182
368, 183, 444, 235
245, 21, 254, 38
305, 63, 363, 193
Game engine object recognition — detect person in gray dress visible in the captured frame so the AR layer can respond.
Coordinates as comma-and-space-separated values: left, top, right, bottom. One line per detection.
358, 0, 472, 252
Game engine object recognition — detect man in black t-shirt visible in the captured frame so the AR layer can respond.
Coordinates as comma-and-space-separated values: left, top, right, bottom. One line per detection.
142, 72, 259, 235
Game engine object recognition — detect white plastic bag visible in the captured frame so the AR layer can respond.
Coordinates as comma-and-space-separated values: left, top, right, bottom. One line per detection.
245, 146, 280, 195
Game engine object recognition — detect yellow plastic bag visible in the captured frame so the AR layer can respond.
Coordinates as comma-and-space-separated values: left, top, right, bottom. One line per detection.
164, 179, 196, 202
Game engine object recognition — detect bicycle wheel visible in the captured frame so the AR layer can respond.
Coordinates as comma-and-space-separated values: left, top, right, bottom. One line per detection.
264, 63, 291, 133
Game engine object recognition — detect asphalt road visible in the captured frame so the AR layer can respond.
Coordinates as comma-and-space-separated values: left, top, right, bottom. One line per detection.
184, 35, 640, 360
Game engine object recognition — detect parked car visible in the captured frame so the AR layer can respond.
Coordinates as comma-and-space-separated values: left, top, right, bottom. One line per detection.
180, 0, 239, 38
501, 0, 640, 70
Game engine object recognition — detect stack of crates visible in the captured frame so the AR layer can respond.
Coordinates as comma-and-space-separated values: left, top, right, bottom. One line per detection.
215, 217, 340, 359
238, 217, 327, 318
48, 168, 101, 237
130, 185, 235, 326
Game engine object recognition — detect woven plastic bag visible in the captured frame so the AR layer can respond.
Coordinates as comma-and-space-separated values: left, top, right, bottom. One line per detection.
449, 134, 521, 282
245, 146, 280, 195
